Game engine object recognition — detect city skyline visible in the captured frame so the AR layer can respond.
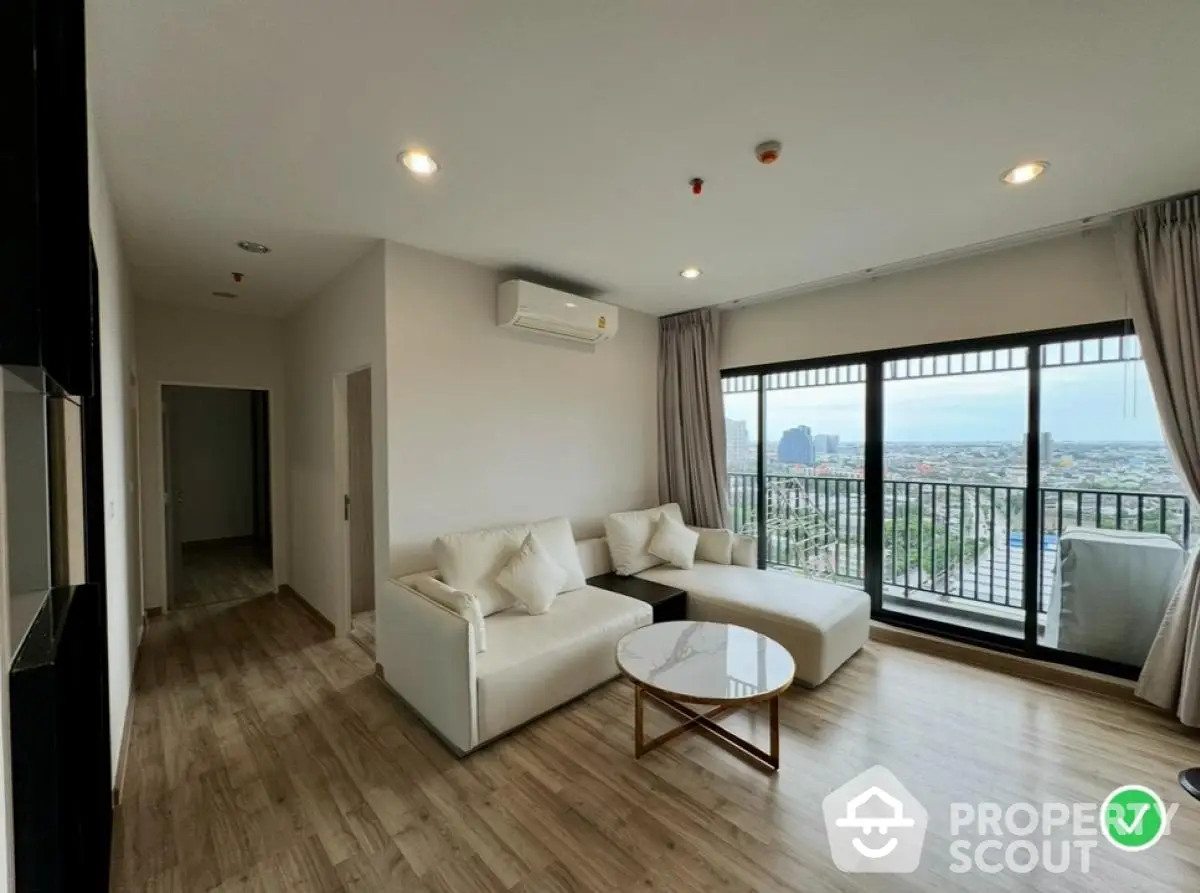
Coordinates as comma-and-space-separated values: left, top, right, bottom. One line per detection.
723, 361, 1168, 443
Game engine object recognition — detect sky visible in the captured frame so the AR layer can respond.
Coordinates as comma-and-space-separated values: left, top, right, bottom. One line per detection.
723, 360, 1168, 443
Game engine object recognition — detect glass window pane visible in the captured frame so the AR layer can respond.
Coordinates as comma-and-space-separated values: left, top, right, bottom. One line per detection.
1036, 341, 1191, 670
763, 372, 866, 584
723, 378, 759, 536
883, 350, 1028, 640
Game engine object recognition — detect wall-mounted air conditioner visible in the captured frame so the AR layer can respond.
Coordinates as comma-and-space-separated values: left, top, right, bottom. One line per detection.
497, 280, 618, 345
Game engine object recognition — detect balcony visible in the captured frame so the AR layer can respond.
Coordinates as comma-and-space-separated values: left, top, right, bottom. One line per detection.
727, 472, 1194, 635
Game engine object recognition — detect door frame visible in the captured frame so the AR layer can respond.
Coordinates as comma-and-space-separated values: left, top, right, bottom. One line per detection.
155, 381, 281, 610
333, 364, 375, 637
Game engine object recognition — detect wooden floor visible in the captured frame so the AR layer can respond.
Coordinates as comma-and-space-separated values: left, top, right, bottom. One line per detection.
112, 595, 1200, 892
176, 539, 275, 609
349, 610, 375, 658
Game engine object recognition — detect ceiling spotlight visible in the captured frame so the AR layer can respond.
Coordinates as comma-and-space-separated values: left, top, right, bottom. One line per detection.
399, 149, 439, 177
1001, 161, 1049, 185
680, 267, 702, 279
236, 240, 271, 254
212, 291, 237, 299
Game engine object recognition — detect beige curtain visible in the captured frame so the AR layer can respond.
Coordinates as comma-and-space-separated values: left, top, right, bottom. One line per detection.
1115, 195, 1200, 726
658, 309, 728, 529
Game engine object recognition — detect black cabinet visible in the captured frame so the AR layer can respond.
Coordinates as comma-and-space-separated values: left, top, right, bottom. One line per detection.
0, 0, 41, 370
1, 0, 112, 889
11, 586, 112, 893
0, 0, 94, 396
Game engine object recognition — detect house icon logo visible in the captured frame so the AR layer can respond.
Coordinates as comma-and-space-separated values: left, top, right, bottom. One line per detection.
823, 765, 928, 873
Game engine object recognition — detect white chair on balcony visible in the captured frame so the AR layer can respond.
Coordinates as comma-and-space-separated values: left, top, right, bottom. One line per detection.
1044, 528, 1186, 666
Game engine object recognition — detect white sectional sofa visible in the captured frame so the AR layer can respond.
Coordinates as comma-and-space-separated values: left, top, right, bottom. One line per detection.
377, 509, 870, 755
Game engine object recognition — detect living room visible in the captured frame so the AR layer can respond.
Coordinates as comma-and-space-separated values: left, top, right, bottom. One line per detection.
4, 1, 1200, 890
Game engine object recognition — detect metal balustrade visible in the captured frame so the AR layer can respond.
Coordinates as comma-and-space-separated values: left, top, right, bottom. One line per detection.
727, 472, 1193, 612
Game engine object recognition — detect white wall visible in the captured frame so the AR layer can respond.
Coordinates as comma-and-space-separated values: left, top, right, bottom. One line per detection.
285, 244, 387, 631
165, 386, 254, 543
720, 231, 1128, 369
383, 242, 660, 575
89, 112, 142, 785
135, 302, 288, 609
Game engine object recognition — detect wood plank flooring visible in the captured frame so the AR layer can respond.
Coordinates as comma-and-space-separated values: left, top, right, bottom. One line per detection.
349, 610, 375, 658
176, 539, 274, 609
112, 594, 1200, 892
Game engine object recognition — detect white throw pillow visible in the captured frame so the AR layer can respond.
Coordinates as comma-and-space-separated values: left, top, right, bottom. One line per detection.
690, 526, 735, 565
648, 514, 700, 569
495, 533, 568, 615
432, 516, 586, 616
731, 534, 757, 568
604, 503, 684, 576
525, 517, 587, 592
408, 576, 487, 653
433, 523, 526, 616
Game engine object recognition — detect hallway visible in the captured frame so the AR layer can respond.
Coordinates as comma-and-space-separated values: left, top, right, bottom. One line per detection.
175, 539, 274, 609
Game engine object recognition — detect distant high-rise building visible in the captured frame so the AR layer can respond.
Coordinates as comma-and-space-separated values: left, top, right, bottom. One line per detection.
1023, 431, 1054, 462
814, 434, 840, 455
724, 417, 744, 468
779, 425, 815, 465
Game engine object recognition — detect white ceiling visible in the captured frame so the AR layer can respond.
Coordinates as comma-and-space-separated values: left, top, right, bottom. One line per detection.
88, 0, 1200, 318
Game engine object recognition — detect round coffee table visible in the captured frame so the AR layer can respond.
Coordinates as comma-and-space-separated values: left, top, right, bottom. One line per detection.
616, 620, 795, 773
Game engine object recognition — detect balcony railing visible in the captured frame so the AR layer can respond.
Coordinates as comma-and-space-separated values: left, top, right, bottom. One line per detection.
727, 472, 1194, 614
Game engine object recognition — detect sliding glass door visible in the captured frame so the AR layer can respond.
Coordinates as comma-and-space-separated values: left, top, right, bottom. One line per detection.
880, 346, 1029, 640
721, 321, 1194, 678
1035, 333, 1192, 670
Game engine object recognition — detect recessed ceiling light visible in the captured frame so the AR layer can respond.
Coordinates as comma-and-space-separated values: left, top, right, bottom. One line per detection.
212, 291, 237, 299
680, 267, 702, 279
565, 302, 577, 308
399, 149, 439, 177
236, 240, 271, 254
1001, 161, 1049, 185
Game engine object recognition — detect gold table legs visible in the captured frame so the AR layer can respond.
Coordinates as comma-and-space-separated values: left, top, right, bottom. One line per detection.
632, 684, 780, 774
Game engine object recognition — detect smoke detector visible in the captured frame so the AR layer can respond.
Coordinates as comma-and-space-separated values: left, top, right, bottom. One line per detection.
755, 141, 782, 165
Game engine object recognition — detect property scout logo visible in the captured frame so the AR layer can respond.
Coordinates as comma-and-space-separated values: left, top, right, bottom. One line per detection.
823, 766, 1177, 875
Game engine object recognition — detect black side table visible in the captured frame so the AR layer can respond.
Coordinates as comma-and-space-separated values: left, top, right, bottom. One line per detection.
587, 573, 687, 623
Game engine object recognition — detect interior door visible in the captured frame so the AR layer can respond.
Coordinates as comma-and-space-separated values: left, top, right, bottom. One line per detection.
346, 368, 375, 616
161, 394, 183, 607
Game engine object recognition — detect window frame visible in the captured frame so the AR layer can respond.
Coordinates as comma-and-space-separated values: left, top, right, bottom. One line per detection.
721, 319, 1154, 679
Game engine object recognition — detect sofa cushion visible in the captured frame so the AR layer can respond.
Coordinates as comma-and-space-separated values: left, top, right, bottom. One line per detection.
648, 514, 699, 569
690, 526, 735, 565
475, 586, 651, 742
495, 533, 567, 615
433, 516, 586, 616
604, 503, 684, 576
635, 563, 870, 686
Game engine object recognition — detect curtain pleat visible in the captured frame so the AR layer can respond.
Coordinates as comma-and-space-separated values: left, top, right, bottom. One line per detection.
1117, 194, 1200, 725
658, 310, 728, 528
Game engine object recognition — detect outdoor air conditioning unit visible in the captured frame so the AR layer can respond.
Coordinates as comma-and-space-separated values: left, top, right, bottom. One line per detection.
497, 280, 618, 345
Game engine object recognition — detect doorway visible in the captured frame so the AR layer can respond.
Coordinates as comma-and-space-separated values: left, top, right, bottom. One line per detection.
344, 367, 375, 655
161, 385, 273, 609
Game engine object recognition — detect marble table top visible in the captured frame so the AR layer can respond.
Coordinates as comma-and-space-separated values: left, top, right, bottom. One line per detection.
616, 621, 795, 702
